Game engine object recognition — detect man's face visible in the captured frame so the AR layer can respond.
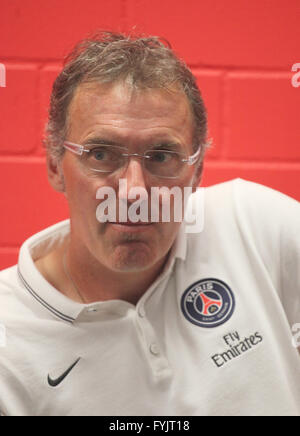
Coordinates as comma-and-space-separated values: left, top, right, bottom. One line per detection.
58, 81, 200, 273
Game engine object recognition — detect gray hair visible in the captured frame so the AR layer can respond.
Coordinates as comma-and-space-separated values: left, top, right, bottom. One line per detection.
44, 31, 208, 161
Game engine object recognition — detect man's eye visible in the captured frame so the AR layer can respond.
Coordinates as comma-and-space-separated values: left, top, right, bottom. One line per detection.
148, 151, 174, 163
90, 148, 110, 160
93, 150, 106, 160
153, 153, 164, 162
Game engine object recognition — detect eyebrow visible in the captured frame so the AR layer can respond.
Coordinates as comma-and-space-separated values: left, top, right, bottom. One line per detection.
83, 137, 122, 147
149, 142, 183, 151
83, 137, 183, 150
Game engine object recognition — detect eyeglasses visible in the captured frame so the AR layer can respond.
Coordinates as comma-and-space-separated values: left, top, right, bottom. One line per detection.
63, 141, 201, 179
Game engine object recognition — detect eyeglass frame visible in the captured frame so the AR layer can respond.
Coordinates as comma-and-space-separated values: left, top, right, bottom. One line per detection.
63, 140, 202, 179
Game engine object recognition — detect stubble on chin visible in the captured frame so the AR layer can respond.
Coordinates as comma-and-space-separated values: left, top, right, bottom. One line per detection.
110, 240, 154, 272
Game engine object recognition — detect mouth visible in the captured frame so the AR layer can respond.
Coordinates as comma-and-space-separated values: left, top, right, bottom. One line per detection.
108, 221, 154, 233
110, 221, 152, 226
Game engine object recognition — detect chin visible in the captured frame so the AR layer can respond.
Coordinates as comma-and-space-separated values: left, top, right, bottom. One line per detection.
109, 243, 156, 272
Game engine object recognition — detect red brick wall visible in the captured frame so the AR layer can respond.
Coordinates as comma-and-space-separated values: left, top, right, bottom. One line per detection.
0, 0, 299, 269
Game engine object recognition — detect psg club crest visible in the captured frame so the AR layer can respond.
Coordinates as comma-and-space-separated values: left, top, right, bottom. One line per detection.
181, 278, 235, 328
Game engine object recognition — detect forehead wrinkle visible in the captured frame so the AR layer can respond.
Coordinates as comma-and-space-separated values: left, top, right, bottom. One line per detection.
77, 102, 192, 142
70, 80, 190, 120
67, 81, 194, 147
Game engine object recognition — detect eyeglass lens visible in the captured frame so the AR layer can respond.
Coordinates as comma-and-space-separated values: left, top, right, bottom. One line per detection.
83, 146, 185, 178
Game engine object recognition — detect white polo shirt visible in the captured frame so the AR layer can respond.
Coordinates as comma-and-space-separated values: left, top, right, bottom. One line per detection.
0, 178, 299, 416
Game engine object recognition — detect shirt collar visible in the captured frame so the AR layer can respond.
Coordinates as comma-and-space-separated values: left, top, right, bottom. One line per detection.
18, 220, 83, 323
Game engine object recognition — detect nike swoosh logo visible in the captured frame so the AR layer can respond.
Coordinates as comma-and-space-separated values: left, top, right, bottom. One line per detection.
47, 357, 81, 387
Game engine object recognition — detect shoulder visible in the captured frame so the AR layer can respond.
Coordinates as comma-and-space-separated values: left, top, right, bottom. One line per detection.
0, 266, 33, 328
0, 265, 19, 294
186, 178, 300, 257
202, 178, 300, 226
203, 177, 298, 206
0, 265, 22, 307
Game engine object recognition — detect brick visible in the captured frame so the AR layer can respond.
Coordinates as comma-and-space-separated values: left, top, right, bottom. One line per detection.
126, 0, 300, 68
194, 70, 223, 159
0, 64, 39, 155
201, 161, 300, 201
0, 159, 68, 246
0, 248, 19, 270
223, 72, 300, 160
0, 0, 124, 60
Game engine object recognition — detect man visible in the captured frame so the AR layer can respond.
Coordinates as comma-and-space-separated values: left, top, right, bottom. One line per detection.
0, 32, 299, 416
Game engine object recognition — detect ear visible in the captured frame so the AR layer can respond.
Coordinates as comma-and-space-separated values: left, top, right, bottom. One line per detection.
46, 154, 66, 193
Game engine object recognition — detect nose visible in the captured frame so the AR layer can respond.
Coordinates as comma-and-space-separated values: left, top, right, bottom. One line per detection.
118, 157, 149, 203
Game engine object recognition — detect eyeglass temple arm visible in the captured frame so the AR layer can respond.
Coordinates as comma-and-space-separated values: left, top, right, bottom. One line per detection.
184, 146, 201, 165
64, 141, 87, 156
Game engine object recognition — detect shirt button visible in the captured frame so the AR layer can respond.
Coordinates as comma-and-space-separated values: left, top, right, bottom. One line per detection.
87, 307, 98, 313
149, 343, 160, 356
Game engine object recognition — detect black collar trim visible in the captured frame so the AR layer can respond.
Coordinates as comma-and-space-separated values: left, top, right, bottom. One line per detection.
17, 267, 75, 324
